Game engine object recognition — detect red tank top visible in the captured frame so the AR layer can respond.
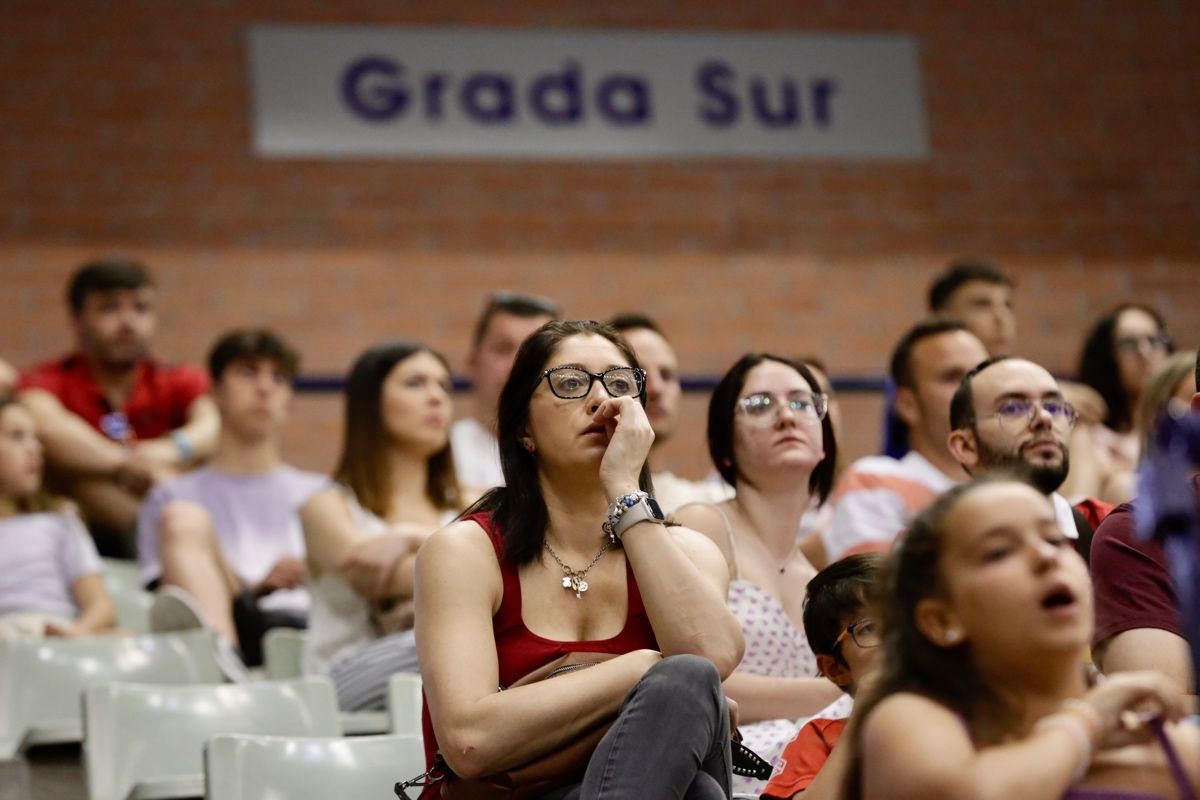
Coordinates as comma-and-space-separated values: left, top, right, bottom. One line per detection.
420, 512, 659, 786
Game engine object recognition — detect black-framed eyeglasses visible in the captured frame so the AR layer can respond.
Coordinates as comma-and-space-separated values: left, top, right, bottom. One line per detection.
542, 366, 646, 400
976, 398, 1078, 433
1114, 333, 1171, 354
738, 391, 828, 425
833, 618, 880, 650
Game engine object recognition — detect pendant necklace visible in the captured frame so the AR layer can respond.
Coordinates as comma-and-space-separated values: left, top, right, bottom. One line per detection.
544, 537, 613, 599
776, 539, 800, 574
734, 497, 800, 574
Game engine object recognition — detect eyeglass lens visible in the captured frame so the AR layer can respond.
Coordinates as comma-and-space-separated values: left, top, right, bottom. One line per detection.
741, 392, 826, 422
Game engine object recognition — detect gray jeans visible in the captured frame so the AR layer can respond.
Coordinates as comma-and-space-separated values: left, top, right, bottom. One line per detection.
542, 654, 732, 800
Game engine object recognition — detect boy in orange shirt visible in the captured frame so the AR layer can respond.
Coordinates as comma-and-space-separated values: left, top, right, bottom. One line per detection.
762, 553, 884, 799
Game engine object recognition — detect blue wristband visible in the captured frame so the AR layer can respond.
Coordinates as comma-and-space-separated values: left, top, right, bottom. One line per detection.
171, 430, 194, 464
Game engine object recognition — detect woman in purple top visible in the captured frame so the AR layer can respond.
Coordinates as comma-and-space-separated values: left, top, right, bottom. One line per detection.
0, 396, 114, 637
844, 478, 1198, 800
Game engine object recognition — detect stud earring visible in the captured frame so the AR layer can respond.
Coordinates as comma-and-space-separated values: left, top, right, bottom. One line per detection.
522, 439, 536, 453
945, 628, 962, 645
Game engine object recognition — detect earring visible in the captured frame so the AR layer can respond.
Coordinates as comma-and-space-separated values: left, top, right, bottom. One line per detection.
522, 439, 536, 453
944, 627, 962, 645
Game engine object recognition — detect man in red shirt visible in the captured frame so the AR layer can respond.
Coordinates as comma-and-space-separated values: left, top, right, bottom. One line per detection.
18, 259, 218, 556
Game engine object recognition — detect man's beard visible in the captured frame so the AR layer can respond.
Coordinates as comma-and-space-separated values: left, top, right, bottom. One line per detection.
976, 435, 1070, 495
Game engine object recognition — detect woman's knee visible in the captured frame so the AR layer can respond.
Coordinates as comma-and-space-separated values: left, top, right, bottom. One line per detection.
640, 654, 723, 705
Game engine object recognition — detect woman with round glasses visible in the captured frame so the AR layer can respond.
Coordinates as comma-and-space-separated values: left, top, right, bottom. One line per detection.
414, 320, 744, 799
1066, 304, 1175, 504
674, 353, 842, 793
843, 478, 1198, 800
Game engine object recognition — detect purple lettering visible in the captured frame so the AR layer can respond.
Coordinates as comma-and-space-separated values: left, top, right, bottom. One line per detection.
342, 56, 408, 122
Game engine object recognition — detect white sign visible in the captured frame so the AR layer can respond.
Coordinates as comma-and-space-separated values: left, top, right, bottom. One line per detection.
247, 25, 928, 160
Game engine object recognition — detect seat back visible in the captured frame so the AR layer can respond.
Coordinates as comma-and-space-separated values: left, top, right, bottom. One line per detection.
0, 629, 224, 757
387, 673, 423, 735
101, 558, 154, 632
84, 677, 341, 800
262, 627, 306, 681
107, 583, 155, 633
205, 732, 424, 800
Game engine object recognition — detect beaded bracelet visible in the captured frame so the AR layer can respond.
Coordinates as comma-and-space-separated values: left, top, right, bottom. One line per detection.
1033, 711, 1094, 783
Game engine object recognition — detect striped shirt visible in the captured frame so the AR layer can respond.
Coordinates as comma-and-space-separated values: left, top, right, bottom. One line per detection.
821, 451, 959, 563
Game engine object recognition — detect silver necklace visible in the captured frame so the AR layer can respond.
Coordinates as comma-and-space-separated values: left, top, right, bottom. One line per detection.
543, 537, 613, 599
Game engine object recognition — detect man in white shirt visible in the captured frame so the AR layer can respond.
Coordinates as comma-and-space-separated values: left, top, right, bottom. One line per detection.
450, 292, 559, 491
946, 356, 1089, 548
822, 319, 989, 564
608, 313, 732, 513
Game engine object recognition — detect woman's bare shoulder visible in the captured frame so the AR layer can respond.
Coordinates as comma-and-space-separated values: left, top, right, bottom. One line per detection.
670, 501, 733, 538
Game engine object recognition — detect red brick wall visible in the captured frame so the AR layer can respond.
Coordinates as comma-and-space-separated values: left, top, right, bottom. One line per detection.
3, 1, 1198, 477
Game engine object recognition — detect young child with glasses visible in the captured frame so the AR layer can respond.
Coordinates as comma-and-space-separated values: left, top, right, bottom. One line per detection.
762, 553, 884, 800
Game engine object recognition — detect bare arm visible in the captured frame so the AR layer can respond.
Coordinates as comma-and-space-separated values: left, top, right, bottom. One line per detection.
172, 394, 219, 463
721, 672, 842, 725
621, 522, 745, 679
415, 520, 662, 779
861, 674, 1188, 800
1094, 628, 1195, 696
18, 389, 127, 477
46, 574, 116, 636
128, 394, 220, 471
301, 487, 429, 601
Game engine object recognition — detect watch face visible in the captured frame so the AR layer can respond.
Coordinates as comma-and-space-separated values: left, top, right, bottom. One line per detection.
646, 498, 665, 520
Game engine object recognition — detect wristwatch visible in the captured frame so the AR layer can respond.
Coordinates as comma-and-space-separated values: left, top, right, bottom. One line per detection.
603, 491, 666, 541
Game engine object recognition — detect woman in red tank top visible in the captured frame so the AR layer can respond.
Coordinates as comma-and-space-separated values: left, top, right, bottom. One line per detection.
414, 320, 745, 799
842, 479, 1198, 800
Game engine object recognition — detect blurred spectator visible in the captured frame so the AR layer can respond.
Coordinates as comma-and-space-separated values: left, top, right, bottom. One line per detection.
301, 340, 464, 710
0, 396, 115, 638
450, 292, 558, 492
17, 259, 218, 556
609, 312, 731, 513
927, 259, 1016, 357
1065, 304, 1175, 503
1090, 350, 1198, 696
821, 320, 987, 565
138, 329, 325, 668
0, 357, 17, 395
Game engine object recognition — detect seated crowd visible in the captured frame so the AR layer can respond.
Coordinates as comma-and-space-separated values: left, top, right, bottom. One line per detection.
0, 257, 1196, 800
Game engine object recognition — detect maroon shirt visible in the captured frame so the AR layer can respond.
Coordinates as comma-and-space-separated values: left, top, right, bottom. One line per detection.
1090, 500, 1184, 645
18, 354, 209, 442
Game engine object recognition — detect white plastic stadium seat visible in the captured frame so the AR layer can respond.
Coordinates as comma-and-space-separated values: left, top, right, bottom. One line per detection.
83, 676, 341, 800
0, 629, 223, 758
387, 672, 423, 735
101, 558, 154, 632
262, 627, 306, 681
205, 732, 424, 800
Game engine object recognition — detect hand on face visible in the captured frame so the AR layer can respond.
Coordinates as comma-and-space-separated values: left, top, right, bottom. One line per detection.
595, 396, 655, 497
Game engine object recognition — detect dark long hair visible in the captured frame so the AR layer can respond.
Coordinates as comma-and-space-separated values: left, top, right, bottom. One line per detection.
333, 340, 460, 519
844, 478, 1017, 799
706, 353, 838, 504
465, 320, 653, 565
1077, 304, 1173, 433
